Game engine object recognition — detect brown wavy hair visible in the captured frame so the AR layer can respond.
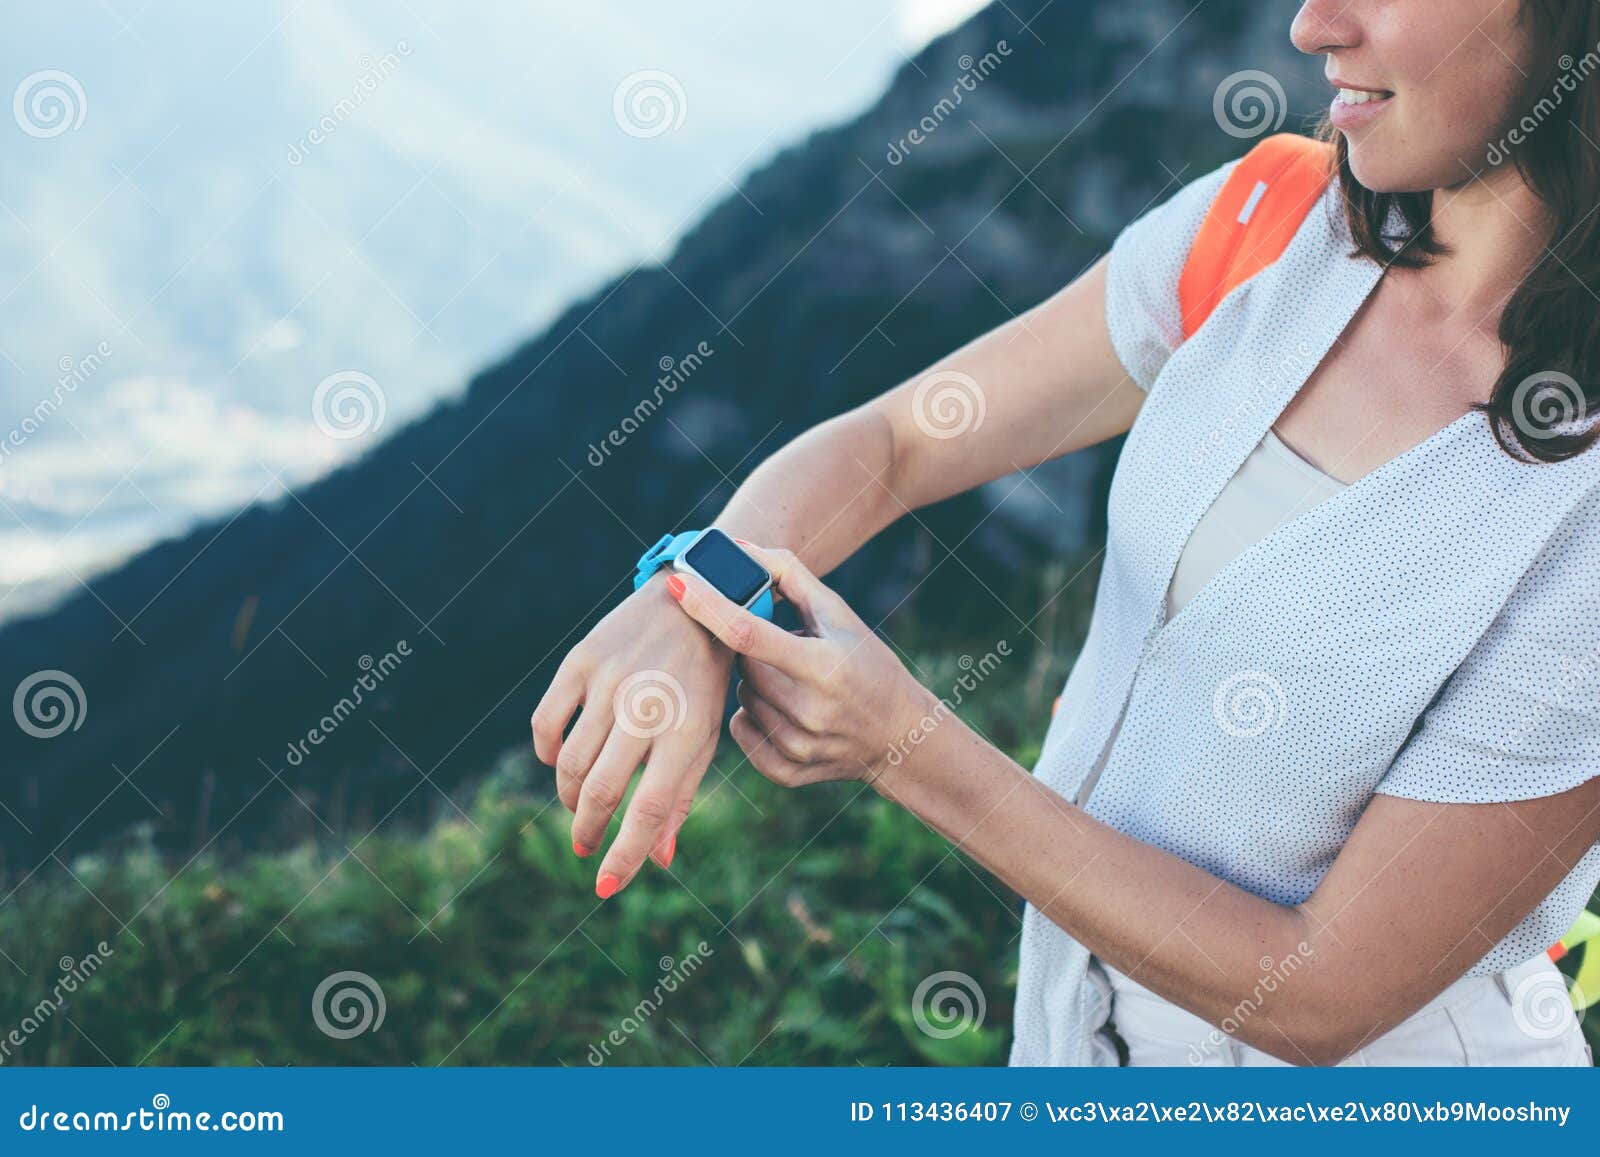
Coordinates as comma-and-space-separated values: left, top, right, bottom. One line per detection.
1322, 0, 1600, 463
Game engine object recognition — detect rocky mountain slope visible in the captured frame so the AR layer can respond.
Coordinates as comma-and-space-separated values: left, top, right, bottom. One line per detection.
0, 0, 1321, 864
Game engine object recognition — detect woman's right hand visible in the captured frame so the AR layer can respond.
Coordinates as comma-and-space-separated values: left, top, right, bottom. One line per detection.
530, 575, 733, 894
528, 258, 1135, 897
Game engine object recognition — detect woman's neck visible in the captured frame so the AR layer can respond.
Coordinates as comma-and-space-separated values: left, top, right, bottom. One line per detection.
1421, 165, 1551, 326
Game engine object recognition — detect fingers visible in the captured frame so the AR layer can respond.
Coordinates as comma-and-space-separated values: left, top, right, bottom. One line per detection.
739, 655, 841, 740
734, 543, 853, 633
530, 659, 586, 767
570, 726, 648, 856
650, 732, 714, 870
650, 793, 691, 871
730, 707, 813, 788
596, 739, 696, 897
735, 681, 827, 765
736, 652, 806, 709
553, 695, 615, 815
669, 572, 813, 676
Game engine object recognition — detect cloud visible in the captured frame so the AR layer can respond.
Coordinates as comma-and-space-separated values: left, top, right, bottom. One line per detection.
896, 0, 990, 50
0, 375, 341, 597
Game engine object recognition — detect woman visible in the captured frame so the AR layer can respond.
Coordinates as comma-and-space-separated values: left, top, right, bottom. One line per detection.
533, 0, 1600, 1065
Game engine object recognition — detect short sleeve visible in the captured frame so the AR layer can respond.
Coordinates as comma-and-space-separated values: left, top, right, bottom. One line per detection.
1377, 489, 1600, 804
1104, 160, 1235, 392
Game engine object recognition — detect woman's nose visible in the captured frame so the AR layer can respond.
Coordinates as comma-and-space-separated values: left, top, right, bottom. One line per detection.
1291, 0, 1360, 56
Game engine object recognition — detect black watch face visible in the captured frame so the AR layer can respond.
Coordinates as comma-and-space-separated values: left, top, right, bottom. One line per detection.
683, 530, 768, 606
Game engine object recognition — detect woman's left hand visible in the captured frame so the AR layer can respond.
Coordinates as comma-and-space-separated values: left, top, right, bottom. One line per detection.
666, 543, 938, 787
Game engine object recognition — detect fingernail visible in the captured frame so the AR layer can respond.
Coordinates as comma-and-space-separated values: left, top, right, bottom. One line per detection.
596, 872, 622, 900
662, 833, 677, 868
665, 574, 685, 601
733, 538, 752, 547
573, 839, 592, 858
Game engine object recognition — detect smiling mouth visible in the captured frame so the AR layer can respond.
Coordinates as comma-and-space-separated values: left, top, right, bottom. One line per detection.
1334, 87, 1393, 106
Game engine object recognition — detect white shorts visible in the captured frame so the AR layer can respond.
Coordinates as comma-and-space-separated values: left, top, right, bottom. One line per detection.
1090, 954, 1591, 1066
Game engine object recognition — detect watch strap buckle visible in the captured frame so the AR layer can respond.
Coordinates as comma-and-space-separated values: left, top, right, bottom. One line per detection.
634, 531, 691, 591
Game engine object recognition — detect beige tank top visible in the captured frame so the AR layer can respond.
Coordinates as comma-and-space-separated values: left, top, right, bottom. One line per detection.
1074, 428, 1346, 804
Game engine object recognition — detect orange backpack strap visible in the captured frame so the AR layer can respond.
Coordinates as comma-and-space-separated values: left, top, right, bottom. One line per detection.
1177, 133, 1336, 341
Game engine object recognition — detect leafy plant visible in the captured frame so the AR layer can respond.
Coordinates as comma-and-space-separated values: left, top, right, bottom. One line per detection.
2, 625, 1592, 1067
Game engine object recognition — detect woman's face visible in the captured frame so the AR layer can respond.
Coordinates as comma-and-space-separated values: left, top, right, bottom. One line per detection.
1291, 0, 1535, 192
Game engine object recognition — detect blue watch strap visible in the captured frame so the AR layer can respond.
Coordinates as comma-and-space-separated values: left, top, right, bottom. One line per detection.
633, 530, 775, 621
633, 531, 700, 591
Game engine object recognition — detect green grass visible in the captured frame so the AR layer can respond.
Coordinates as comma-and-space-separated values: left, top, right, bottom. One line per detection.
0, 634, 1072, 1069
1, 626, 1594, 1066
0, 747, 1024, 1067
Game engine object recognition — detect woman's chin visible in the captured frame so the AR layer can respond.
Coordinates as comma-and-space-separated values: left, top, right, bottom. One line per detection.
1343, 146, 1448, 196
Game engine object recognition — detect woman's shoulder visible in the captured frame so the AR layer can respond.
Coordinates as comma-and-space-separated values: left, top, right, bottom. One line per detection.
1524, 469, 1600, 584
1102, 160, 1237, 391
1103, 145, 1354, 394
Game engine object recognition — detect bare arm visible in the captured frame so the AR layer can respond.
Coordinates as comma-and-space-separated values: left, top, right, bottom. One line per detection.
668, 545, 1600, 1066
534, 257, 1141, 891
713, 257, 1140, 574
890, 715, 1600, 1064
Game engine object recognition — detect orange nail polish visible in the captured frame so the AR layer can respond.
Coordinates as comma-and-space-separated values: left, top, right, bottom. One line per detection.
662, 834, 677, 868
573, 839, 592, 858
665, 574, 685, 601
596, 872, 622, 899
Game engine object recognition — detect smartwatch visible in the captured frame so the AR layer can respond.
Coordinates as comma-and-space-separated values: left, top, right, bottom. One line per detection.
634, 528, 775, 620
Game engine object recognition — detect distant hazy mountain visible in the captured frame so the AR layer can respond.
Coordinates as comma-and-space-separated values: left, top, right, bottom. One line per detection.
0, 0, 1321, 864
0, 0, 958, 619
